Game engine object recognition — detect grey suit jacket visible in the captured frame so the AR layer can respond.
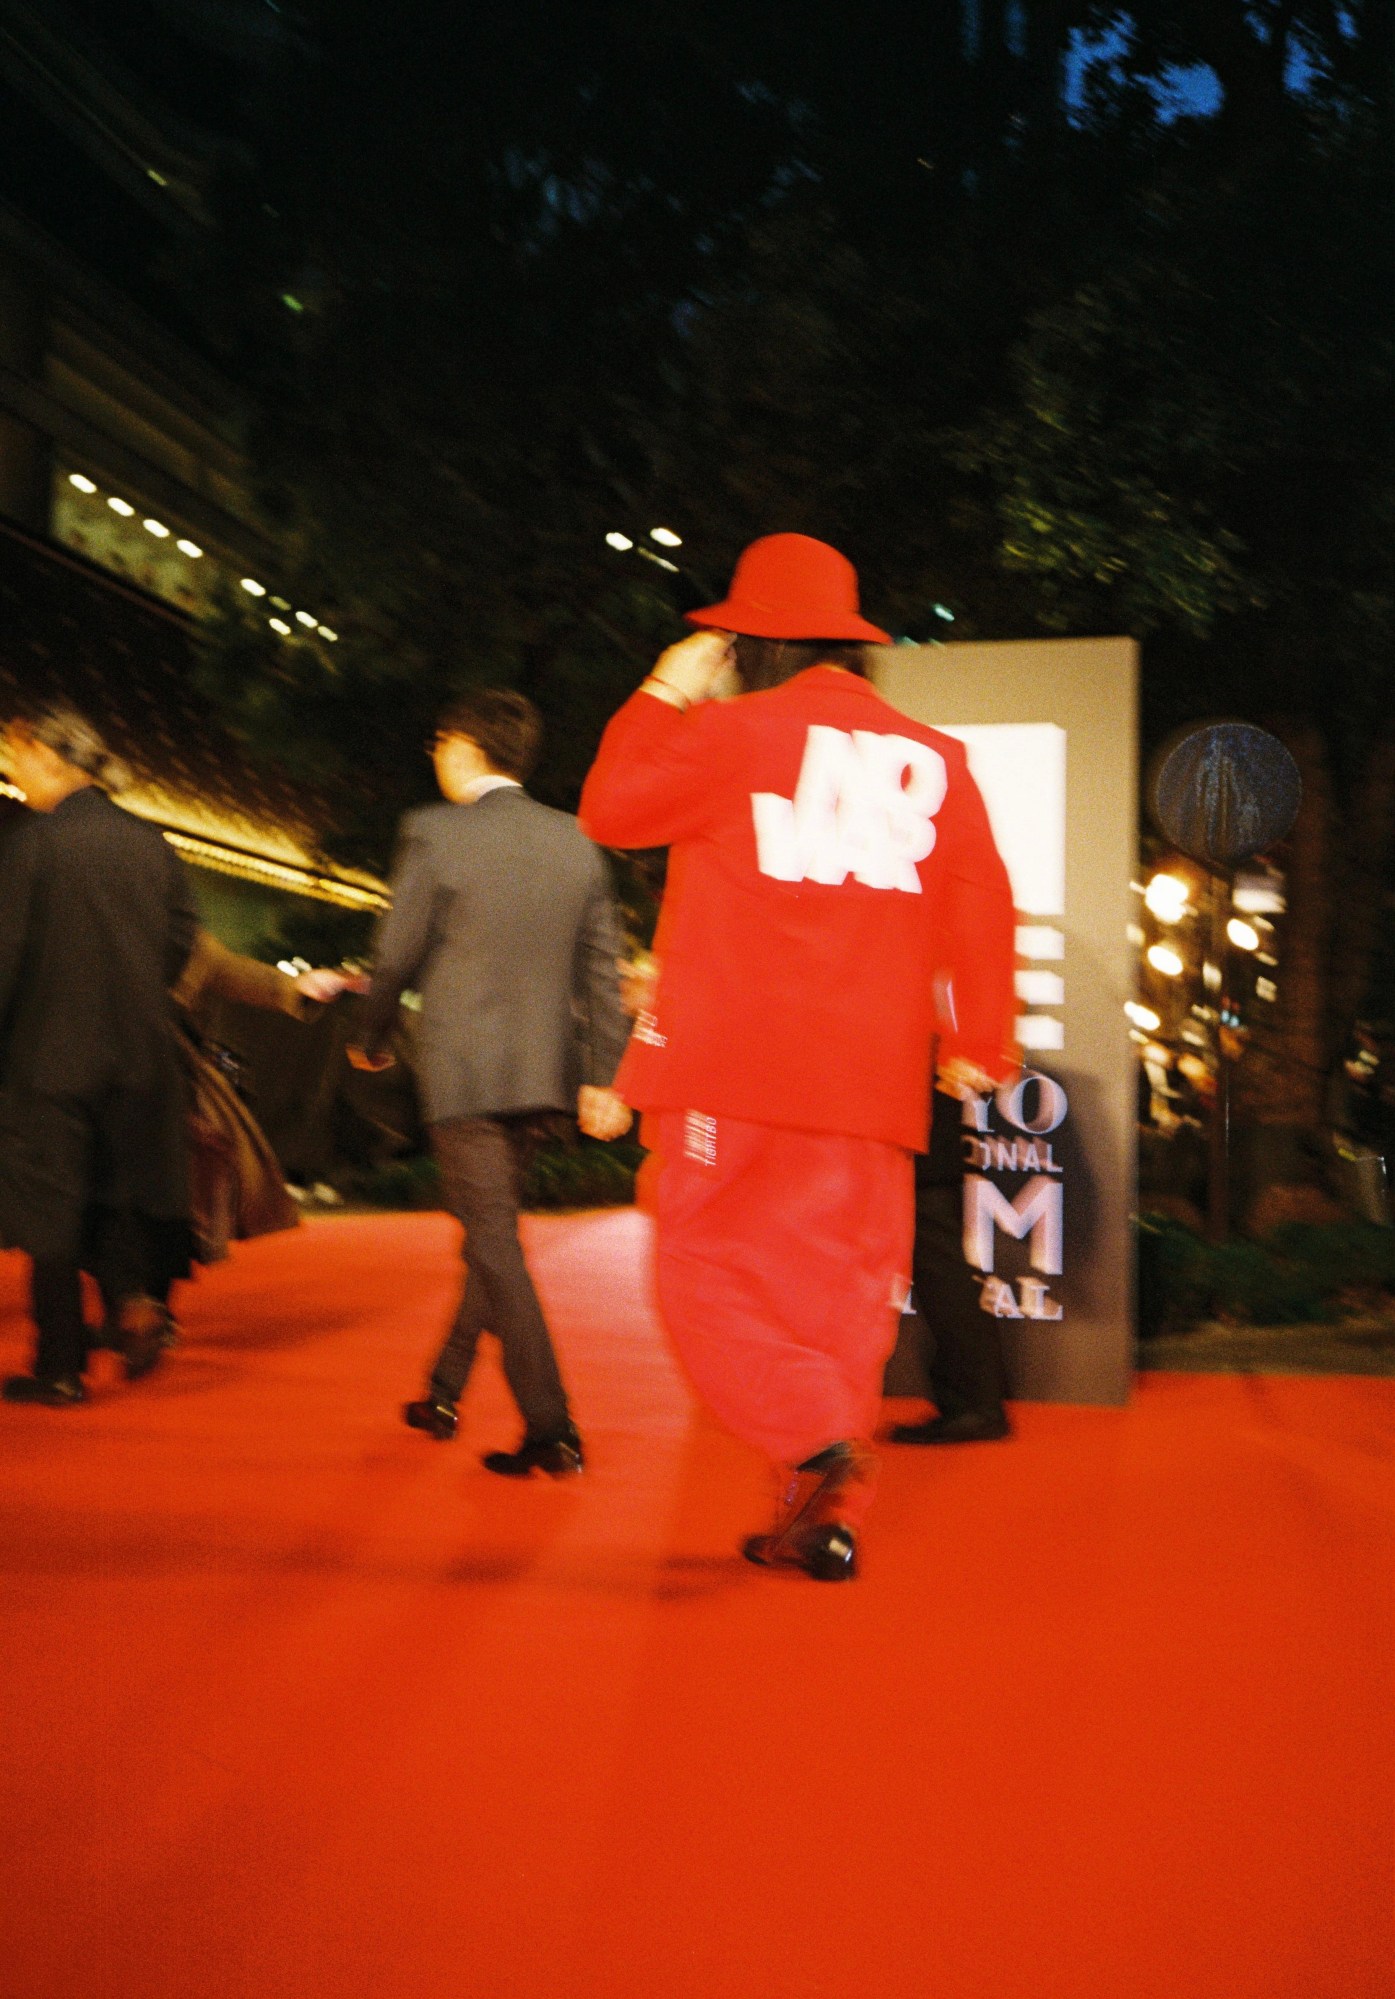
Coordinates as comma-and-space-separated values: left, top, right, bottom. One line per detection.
358, 787, 631, 1125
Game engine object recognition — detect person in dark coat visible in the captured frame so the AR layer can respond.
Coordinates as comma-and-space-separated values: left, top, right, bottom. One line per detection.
173, 929, 351, 1267
349, 687, 632, 1477
0, 705, 198, 1404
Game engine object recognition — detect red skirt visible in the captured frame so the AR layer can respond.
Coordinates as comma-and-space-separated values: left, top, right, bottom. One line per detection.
643, 1111, 913, 1470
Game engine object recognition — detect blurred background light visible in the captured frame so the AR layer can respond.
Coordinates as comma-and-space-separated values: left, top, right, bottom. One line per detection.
1147, 944, 1184, 977
1144, 872, 1190, 922
1233, 867, 1286, 914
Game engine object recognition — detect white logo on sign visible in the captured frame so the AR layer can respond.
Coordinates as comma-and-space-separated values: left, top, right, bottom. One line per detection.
963, 1175, 1063, 1276
751, 726, 948, 892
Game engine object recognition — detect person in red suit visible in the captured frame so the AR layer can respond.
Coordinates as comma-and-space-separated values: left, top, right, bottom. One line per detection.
580, 534, 1017, 1580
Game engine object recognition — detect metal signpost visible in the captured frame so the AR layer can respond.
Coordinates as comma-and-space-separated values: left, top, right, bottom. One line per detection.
1147, 722, 1303, 1242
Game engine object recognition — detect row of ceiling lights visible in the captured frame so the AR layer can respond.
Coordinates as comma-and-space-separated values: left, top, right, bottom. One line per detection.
236, 577, 337, 642
67, 474, 338, 644
607, 527, 683, 550
68, 472, 203, 558
606, 527, 684, 573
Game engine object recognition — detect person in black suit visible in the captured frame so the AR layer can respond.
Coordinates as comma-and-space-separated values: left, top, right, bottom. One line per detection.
0, 705, 198, 1403
891, 1079, 1012, 1445
350, 688, 631, 1477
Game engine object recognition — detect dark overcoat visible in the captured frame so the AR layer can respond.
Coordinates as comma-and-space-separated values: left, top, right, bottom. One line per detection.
356, 786, 631, 1124
0, 787, 198, 1260
174, 929, 303, 1261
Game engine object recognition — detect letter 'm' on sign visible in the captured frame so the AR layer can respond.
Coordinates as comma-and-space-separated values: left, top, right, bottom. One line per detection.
964, 1174, 1064, 1275
752, 726, 947, 891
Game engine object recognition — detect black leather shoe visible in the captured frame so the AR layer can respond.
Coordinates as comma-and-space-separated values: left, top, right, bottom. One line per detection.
743, 1520, 859, 1580
890, 1410, 1011, 1445
3, 1373, 86, 1407
741, 1439, 870, 1581
403, 1396, 458, 1441
481, 1433, 584, 1479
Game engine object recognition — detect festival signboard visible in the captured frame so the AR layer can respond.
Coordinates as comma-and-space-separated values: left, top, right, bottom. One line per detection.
873, 637, 1138, 1406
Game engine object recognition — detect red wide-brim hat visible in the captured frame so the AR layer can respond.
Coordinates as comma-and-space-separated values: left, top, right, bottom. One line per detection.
685, 532, 893, 644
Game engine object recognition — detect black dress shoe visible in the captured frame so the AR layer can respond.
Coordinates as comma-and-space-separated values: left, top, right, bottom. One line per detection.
2, 1373, 87, 1407
743, 1520, 859, 1581
889, 1410, 1012, 1445
403, 1396, 458, 1441
740, 1439, 871, 1581
481, 1433, 584, 1479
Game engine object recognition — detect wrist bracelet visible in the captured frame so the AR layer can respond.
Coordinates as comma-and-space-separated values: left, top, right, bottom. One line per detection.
641, 675, 691, 711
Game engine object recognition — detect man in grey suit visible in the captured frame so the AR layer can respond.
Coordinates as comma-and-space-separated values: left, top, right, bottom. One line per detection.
349, 688, 632, 1477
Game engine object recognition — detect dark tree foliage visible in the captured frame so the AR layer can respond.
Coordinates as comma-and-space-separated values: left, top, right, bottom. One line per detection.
184, 0, 1395, 1073
190, 0, 1106, 863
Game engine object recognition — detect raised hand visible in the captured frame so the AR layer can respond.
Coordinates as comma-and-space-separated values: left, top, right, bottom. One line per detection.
295, 968, 352, 1003
577, 1084, 634, 1141
644, 630, 735, 707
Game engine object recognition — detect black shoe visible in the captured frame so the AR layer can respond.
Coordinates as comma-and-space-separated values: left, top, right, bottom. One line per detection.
481, 1433, 584, 1479
403, 1396, 458, 1441
743, 1520, 859, 1581
741, 1439, 871, 1581
803, 1523, 859, 1580
3, 1373, 87, 1407
890, 1410, 1011, 1445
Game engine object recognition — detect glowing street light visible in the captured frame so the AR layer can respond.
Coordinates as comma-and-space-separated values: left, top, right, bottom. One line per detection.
1144, 872, 1190, 923
240, 578, 267, 598
607, 528, 678, 573
176, 540, 203, 558
1147, 944, 1184, 978
107, 496, 134, 517
268, 617, 292, 636
143, 518, 170, 538
68, 473, 97, 494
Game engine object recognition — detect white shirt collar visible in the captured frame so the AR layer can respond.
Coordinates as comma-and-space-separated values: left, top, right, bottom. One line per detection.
458, 774, 522, 805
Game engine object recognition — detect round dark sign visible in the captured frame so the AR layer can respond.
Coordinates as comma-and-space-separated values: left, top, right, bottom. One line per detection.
1149, 722, 1302, 869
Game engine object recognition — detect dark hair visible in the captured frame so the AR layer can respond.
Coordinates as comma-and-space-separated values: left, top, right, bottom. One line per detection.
15, 702, 131, 790
731, 637, 868, 694
435, 687, 542, 781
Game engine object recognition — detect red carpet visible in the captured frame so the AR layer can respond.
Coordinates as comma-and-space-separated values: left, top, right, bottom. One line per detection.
0, 1211, 1390, 1999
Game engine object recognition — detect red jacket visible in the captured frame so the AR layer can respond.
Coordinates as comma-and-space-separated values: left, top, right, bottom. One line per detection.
580, 668, 1017, 1150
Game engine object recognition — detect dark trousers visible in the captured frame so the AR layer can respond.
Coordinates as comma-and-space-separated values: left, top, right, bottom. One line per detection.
426, 1115, 573, 1439
31, 1208, 163, 1381
911, 1090, 1008, 1424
